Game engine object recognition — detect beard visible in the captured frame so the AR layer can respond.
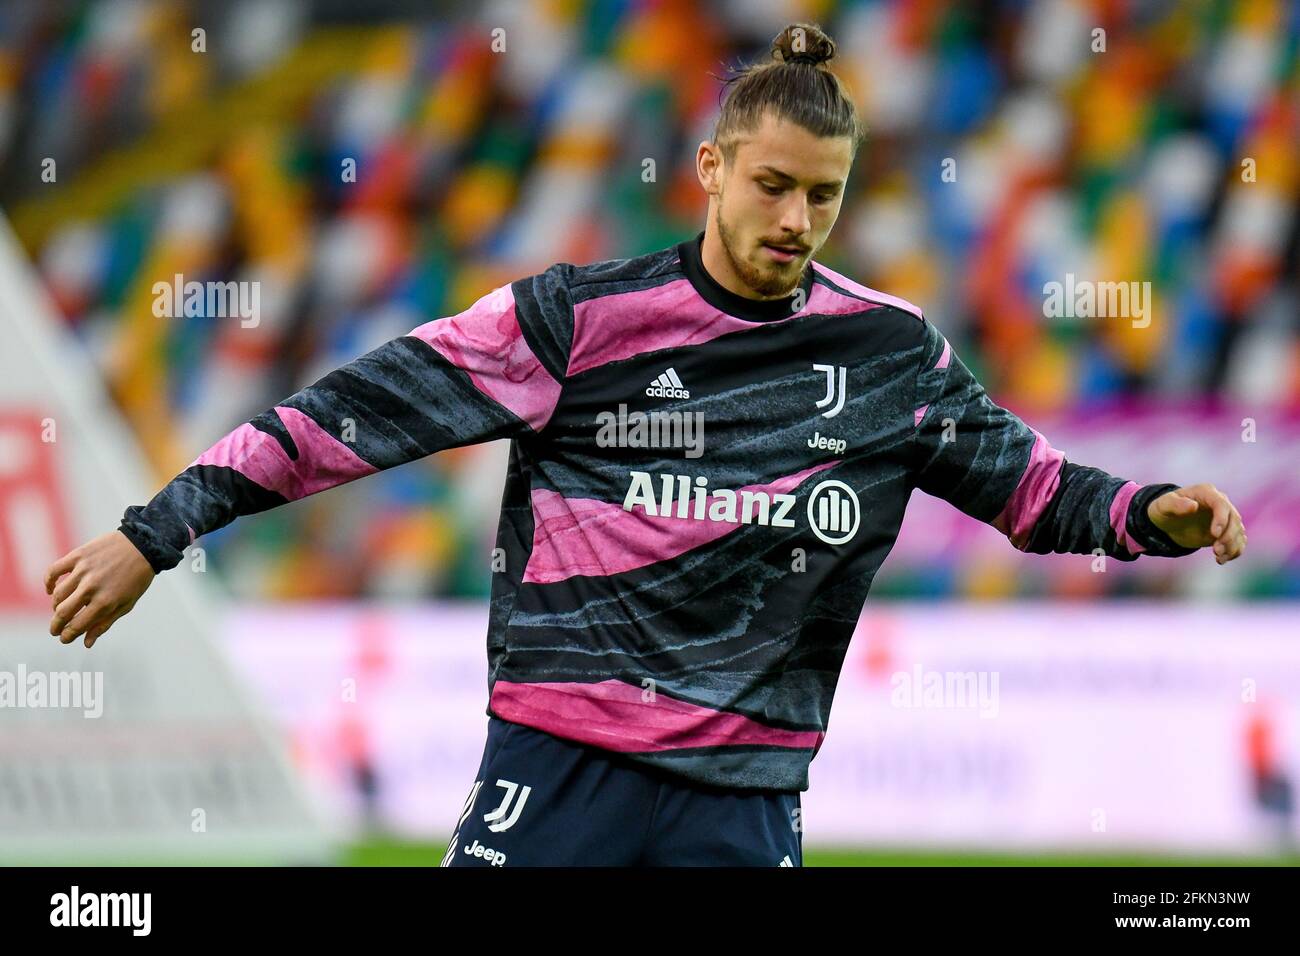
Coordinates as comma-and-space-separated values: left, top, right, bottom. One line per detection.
715, 205, 808, 297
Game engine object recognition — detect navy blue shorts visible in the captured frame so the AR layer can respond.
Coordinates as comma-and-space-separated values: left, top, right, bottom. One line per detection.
440, 716, 803, 867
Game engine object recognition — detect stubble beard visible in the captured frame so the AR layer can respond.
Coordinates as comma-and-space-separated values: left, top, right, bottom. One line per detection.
715, 203, 807, 298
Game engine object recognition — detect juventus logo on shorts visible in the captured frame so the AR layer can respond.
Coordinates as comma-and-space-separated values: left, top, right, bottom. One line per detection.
813, 363, 846, 419
484, 778, 532, 832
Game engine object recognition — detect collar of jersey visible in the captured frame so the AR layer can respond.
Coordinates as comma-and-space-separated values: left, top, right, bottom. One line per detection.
676, 230, 815, 323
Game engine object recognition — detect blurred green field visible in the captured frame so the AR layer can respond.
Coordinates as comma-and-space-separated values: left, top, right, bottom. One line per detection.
347, 838, 1300, 867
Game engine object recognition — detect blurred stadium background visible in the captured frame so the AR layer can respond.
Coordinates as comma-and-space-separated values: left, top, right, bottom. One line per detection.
1, 0, 1297, 865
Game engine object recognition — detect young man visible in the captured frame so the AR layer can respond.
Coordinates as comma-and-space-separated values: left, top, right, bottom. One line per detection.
44, 23, 1245, 866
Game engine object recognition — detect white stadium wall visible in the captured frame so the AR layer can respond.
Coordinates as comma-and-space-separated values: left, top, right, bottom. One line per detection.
0, 217, 333, 864
223, 602, 1300, 855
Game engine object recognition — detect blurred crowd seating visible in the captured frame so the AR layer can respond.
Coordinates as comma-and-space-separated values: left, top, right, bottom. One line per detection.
2, 0, 1296, 599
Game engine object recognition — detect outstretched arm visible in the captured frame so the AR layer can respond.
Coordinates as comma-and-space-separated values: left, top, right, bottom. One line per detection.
909, 317, 1246, 564
45, 267, 573, 646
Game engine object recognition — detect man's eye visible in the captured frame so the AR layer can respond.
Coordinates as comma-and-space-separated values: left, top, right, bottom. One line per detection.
813, 193, 835, 204
760, 183, 782, 194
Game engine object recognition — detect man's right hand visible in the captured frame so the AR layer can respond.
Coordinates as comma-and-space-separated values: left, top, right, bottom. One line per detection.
44, 530, 156, 649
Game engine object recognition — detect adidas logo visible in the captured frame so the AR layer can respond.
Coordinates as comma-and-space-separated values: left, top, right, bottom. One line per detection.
646, 367, 690, 400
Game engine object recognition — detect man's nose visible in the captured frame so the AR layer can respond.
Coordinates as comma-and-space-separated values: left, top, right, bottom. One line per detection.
778, 195, 811, 239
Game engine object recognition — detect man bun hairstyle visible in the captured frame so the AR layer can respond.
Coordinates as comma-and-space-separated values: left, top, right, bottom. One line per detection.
713, 22, 865, 163
772, 21, 836, 66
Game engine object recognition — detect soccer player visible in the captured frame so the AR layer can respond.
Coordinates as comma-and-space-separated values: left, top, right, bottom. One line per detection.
44, 22, 1246, 866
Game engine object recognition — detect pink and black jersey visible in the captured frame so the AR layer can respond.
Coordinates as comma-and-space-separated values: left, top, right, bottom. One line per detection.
119, 230, 1196, 791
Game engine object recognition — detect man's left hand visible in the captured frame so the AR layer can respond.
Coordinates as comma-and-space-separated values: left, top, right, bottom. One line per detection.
1147, 484, 1246, 565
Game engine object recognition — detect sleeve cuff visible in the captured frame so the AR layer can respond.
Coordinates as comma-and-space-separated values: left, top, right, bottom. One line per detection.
117, 507, 186, 575
1124, 483, 1201, 558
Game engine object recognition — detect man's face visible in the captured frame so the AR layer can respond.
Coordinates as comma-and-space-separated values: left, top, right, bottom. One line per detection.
706, 112, 854, 297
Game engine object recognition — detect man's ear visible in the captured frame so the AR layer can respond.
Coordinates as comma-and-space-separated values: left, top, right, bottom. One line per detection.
697, 141, 724, 197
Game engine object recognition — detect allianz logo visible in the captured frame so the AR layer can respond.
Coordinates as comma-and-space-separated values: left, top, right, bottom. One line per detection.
622, 471, 860, 545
